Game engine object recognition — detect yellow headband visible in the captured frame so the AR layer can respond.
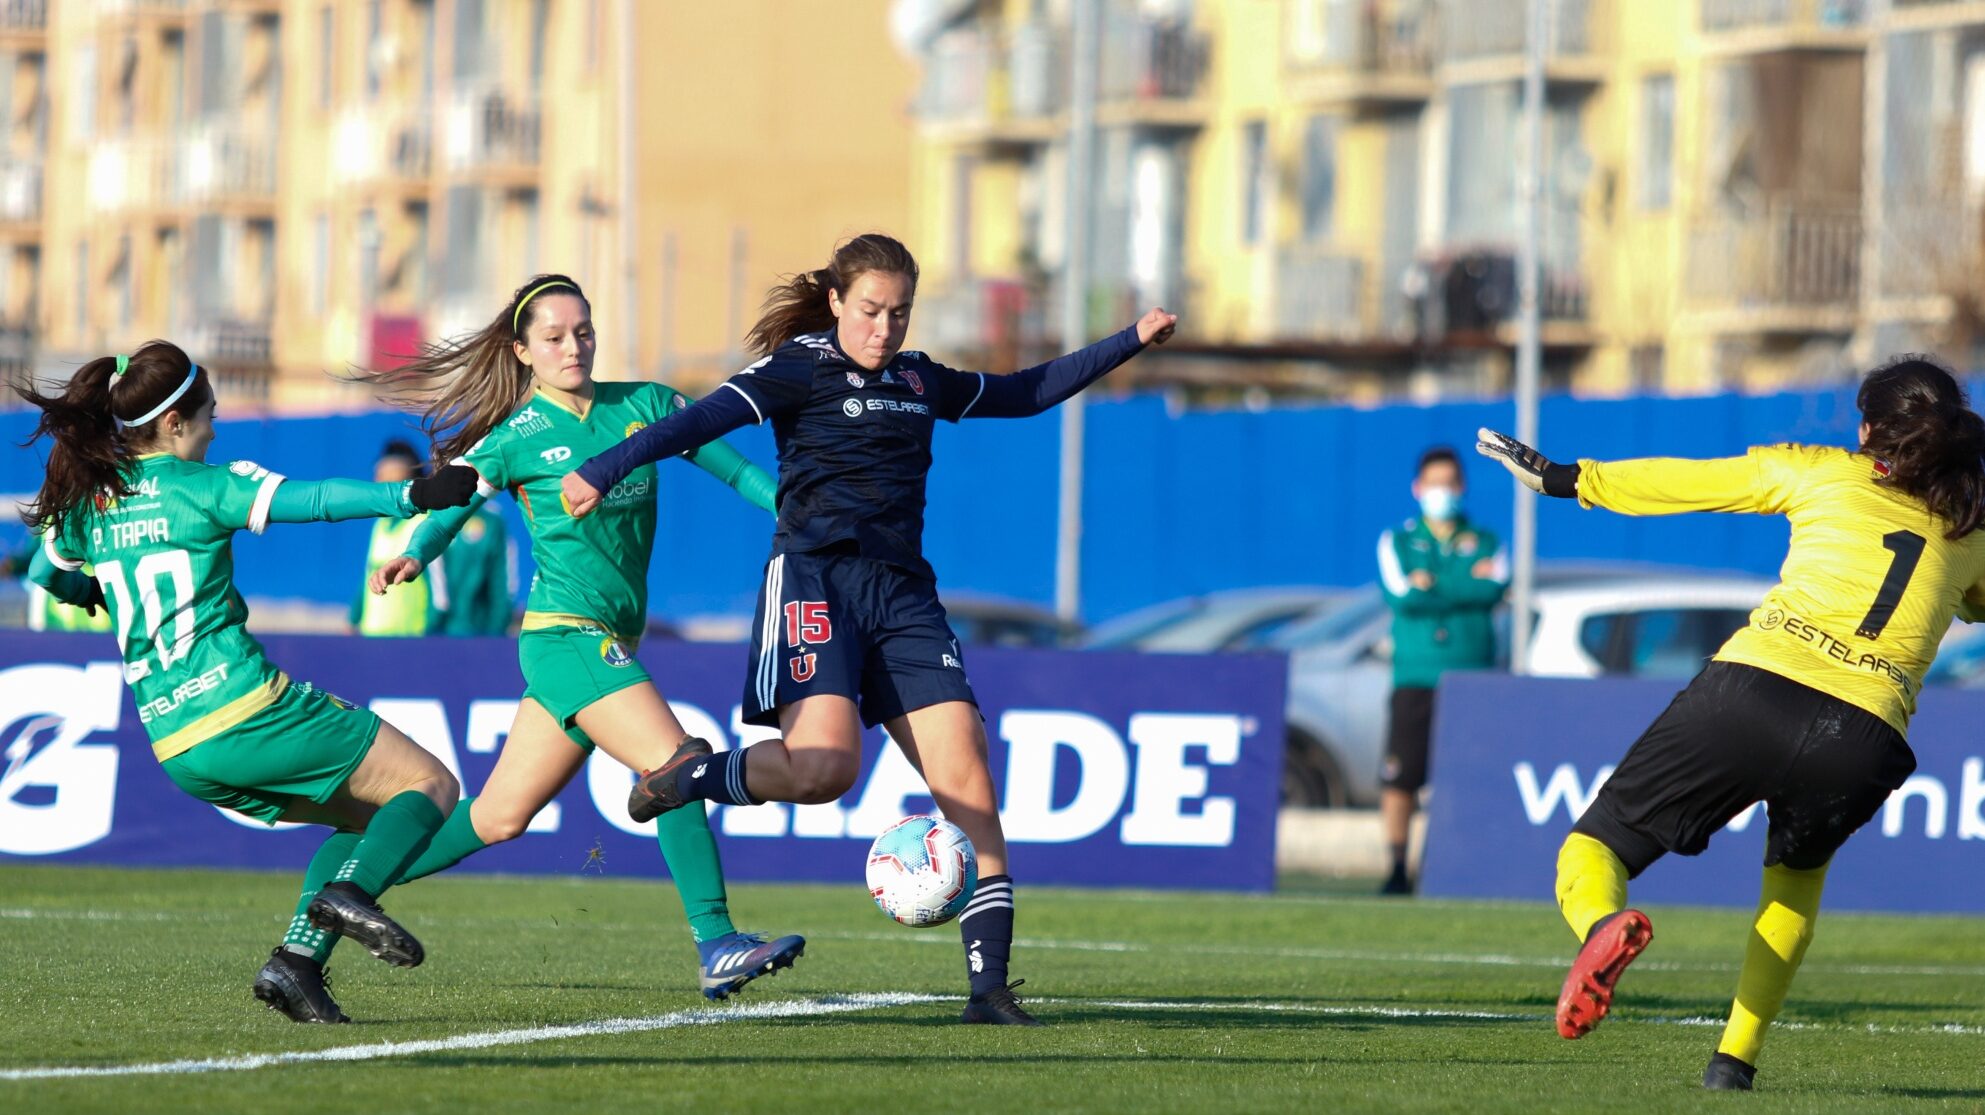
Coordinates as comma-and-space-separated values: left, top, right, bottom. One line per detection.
512, 280, 578, 335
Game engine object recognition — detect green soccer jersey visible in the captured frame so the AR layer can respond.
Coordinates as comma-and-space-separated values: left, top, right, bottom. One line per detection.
411, 382, 775, 643
47, 455, 292, 760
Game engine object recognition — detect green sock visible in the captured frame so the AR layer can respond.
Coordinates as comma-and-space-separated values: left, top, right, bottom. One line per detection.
334, 791, 446, 897
656, 805, 735, 943
392, 796, 489, 885
285, 830, 362, 963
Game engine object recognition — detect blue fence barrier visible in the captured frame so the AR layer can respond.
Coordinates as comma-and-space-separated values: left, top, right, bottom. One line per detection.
0, 632, 1284, 891
0, 384, 1869, 623
1421, 672, 1985, 913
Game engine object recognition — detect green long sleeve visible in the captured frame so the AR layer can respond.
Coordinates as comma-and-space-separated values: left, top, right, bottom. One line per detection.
686, 437, 778, 514
402, 491, 487, 566
27, 546, 101, 609
266, 477, 415, 524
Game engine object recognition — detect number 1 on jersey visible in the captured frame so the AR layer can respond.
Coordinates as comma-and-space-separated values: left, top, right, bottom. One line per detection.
1857, 530, 1926, 640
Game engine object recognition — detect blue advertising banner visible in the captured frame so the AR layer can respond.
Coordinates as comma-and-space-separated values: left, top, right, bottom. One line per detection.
1422, 672, 1985, 913
0, 632, 1285, 891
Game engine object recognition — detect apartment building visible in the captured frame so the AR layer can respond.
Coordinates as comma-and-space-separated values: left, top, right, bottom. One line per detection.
902, 0, 1977, 398
8, 0, 912, 409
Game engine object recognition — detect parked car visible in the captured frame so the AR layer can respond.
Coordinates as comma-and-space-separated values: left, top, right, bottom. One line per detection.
1079, 587, 1343, 653
941, 591, 1084, 649
1274, 564, 1773, 807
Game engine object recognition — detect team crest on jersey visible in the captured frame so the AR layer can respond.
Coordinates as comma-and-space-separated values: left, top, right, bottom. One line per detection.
846, 371, 865, 390
625, 421, 646, 438
900, 369, 924, 395
228, 460, 270, 481
842, 398, 864, 418
1872, 457, 1893, 480
600, 638, 634, 668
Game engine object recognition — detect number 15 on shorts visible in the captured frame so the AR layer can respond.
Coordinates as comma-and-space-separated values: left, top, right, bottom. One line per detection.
784, 601, 831, 683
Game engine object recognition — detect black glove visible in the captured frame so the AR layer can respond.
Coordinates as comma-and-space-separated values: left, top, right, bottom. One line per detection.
80, 579, 107, 618
1475, 427, 1581, 498
408, 464, 480, 511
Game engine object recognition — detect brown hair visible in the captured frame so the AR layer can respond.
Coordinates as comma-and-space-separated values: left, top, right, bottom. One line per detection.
744, 233, 919, 357
14, 340, 212, 536
1858, 353, 1985, 539
352, 273, 589, 464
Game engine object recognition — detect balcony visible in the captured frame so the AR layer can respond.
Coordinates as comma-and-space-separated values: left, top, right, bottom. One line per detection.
0, 320, 32, 385
332, 105, 435, 189
1274, 248, 1381, 342
96, 0, 189, 26
914, 278, 1046, 360
1698, 0, 1868, 53
442, 85, 540, 181
0, 159, 40, 227
1684, 200, 1861, 330
915, 25, 1063, 147
0, 0, 45, 44
1096, 14, 1210, 128
1439, 0, 1611, 83
1283, 0, 1436, 108
86, 140, 174, 215
173, 126, 278, 210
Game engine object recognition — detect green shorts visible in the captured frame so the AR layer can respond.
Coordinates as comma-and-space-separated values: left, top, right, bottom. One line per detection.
160, 680, 383, 825
519, 624, 650, 750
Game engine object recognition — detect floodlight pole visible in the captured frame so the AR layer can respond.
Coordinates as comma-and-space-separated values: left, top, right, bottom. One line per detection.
1055, 0, 1100, 624
1511, 0, 1546, 674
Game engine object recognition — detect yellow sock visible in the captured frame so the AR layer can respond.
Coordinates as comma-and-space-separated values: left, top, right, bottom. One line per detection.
1555, 833, 1628, 943
1717, 861, 1829, 1066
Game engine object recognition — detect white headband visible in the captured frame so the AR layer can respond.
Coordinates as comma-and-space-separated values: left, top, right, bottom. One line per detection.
123, 364, 201, 428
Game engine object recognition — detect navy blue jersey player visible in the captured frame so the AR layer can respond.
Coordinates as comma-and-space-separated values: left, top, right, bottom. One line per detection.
564, 233, 1177, 1026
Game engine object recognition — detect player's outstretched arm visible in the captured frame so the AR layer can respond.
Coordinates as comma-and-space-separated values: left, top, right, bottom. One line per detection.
26, 544, 106, 615
1481, 427, 1774, 517
372, 485, 489, 595
685, 437, 778, 514
265, 465, 480, 525
950, 308, 1178, 420
564, 388, 761, 518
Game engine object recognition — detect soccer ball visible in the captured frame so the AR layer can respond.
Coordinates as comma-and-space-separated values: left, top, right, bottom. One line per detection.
865, 815, 978, 927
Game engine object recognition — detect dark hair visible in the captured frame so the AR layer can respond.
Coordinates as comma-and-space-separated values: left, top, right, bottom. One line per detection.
14, 340, 212, 537
1417, 446, 1462, 478
1858, 354, 1985, 539
744, 233, 919, 357
350, 273, 589, 464
378, 439, 422, 466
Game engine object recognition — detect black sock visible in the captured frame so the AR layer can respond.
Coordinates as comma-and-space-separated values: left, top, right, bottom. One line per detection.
675, 745, 759, 806
1388, 843, 1410, 877
959, 874, 1014, 998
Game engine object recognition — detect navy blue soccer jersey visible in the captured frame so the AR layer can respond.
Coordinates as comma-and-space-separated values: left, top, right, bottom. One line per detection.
577, 322, 1148, 580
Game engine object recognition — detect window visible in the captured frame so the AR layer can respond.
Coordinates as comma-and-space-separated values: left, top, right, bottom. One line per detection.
1240, 119, 1268, 246
71, 45, 95, 141
1579, 608, 1754, 677
112, 235, 133, 330
1629, 345, 1664, 392
357, 207, 378, 306
529, 0, 549, 92
365, 1, 383, 101
73, 240, 88, 338
318, 5, 334, 109
1301, 115, 1338, 241
1639, 74, 1674, 211
406, 201, 430, 301
311, 213, 330, 316
454, 0, 487, 84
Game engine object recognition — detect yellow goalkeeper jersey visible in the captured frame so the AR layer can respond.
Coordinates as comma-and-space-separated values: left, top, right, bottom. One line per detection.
1575, 444, 1985, 735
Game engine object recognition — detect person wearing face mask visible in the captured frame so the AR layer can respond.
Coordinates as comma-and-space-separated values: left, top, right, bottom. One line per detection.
1374, 445, 1508, 894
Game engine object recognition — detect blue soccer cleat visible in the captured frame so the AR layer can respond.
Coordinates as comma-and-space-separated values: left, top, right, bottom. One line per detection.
697, 931, 806, 1001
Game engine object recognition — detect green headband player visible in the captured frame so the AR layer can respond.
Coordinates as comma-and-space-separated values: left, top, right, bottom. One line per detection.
20, 339, 482, 1023
350, 273, 803, 1000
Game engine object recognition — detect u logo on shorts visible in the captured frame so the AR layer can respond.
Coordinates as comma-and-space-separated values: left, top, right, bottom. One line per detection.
790, 652, 818, 683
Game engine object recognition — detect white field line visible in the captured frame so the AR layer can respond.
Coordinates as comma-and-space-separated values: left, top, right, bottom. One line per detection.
8, 906, 1985, 979
0, 992, 944, 1082
10, 992, 1985, 1082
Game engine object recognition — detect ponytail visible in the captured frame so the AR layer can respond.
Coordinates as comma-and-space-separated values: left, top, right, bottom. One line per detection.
1858, 354, 1985, 539
15, 340, 210, 537
745, 233, 919, 357
350, 273, 588, 464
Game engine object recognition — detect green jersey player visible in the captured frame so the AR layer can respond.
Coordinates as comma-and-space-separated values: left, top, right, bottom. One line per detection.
357, 274, 803, 998
19, 340, 480, 1023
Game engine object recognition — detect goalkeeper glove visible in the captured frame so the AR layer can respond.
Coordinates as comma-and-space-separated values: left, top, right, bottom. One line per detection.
408, 465, 480, 511
1476, 428, 1581, 498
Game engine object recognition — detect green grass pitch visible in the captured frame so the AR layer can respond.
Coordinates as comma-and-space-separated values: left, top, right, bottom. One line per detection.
4, 864, 1985, 1113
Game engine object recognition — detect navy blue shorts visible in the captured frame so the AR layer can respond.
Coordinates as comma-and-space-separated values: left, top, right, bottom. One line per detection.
743, 548, 978, 728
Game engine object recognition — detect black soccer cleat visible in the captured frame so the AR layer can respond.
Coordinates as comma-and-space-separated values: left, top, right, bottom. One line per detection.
252, 948, 350, 1024
961, 979, 1044, 1027
307, 881, 425, 968
1702, 1052, 1757, 1091
627, 737, 714, 823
